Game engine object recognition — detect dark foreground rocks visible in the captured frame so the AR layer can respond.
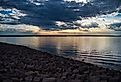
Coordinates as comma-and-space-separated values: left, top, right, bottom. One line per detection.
0, 42, 121, 82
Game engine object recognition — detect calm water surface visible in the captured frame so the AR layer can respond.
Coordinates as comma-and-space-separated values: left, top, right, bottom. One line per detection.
0, 37, 121, 70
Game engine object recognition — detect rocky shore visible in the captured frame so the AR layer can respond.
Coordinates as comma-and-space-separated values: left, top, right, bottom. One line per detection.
0, 42, 121, 82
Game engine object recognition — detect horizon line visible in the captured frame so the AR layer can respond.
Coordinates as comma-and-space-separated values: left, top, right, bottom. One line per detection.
0, 34, 121, 37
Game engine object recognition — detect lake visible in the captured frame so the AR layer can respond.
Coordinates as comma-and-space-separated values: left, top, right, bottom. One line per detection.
0, 36, 121, 70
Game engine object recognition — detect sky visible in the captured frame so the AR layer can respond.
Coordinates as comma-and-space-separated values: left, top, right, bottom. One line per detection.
0, 0, 121, 34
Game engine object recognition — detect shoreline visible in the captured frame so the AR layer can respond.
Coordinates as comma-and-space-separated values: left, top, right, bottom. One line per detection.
0, 42, 121, 82
0, 34, 121, 37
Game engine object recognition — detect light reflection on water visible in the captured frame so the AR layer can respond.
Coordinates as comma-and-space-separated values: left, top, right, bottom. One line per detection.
0, 37, 121, 70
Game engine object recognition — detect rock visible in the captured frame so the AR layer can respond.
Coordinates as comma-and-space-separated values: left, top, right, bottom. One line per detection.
61, 76, 66, 79
25, 71, 35, 75
26, 65, 34, 69
25, 76, 33, 81
79, 66, 87, 73
56, 79, 65, 82
89, 76, 100, 82
108, 77, 120, 82
0, 69, 7, 73
84, 70, 90, 74
1, 42, 121, 82
72, 69, 79, 74
42, 77, 56, 82
33, 77, 42, 82
3, 79, 12, 82
41, 74, 49, 78
70, 74, 76, 79
100, 80, 107, 82
63, 72, 68, 76
99, 75, 110, 81
67, 80, 83, 82
76, 74, 82, 79
11, 78, 20, 81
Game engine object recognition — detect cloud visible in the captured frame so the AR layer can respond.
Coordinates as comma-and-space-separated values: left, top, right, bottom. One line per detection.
1, 0, 121, 33
0, 7, 27, 19
0, 24, 41, 33
64, 0, 88, 3
73, 12, 121, 29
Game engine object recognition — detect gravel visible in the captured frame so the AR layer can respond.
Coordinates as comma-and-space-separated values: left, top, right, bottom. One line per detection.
0, 42, 121, 82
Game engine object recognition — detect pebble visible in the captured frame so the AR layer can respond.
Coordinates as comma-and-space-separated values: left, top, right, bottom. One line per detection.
25, 71, 35, 75
25, 76, 33, 81
67, 80, 83, 82
108, 77, 120, 82
33, 76, 42, 82
0, 42, 121, 82
89, 76, 100, 82
42, 77, 56, 82
72, 69, 79, 74
40, 74, 49, 78
56, 79, 64, 82
3, 79, 12, 82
